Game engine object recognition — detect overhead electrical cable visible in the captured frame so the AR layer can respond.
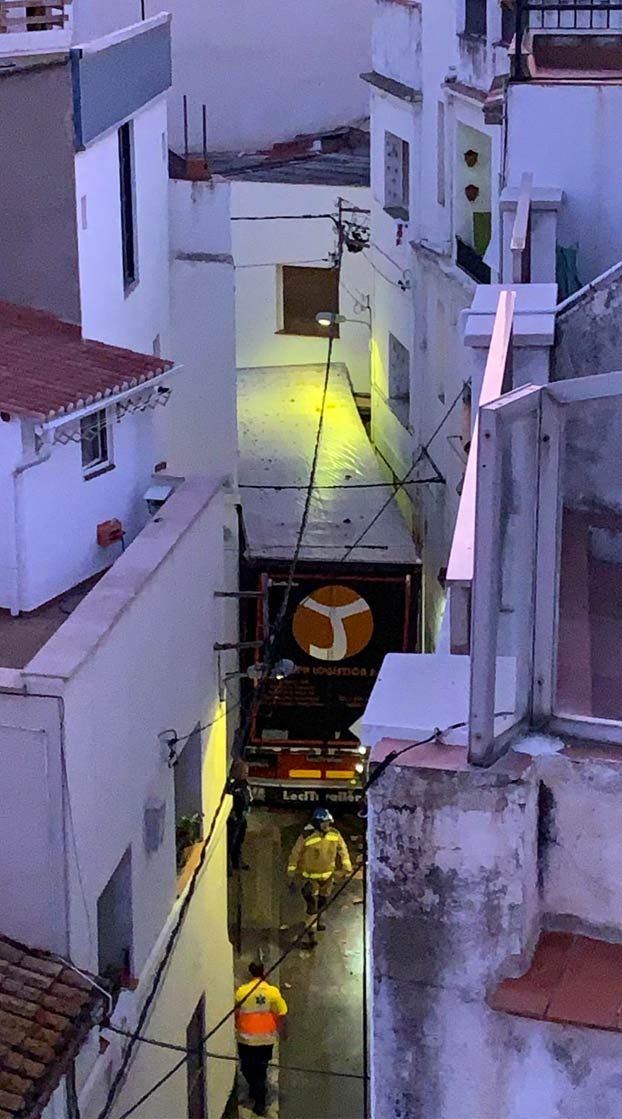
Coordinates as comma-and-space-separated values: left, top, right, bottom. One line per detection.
101, 723, 470, 1118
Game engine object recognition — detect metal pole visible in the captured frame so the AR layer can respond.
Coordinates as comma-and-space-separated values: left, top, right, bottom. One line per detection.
140, 0, 145, 19
183, 95, 189, 161
202, 104, 208, 170
362, 825, 369, 1119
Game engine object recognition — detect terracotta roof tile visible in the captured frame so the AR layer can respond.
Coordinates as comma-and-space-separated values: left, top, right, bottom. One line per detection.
489, 932, 622, 1033
0, 302, 174, 421
0, 934, 105, 1117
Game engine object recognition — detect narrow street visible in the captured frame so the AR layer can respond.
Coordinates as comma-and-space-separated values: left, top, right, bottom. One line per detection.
230, 809, 366, 1119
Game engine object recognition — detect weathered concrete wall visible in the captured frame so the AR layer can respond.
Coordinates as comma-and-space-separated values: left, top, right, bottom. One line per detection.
539, 749, 622, 939
368, 748, 539, 1119
368, 742, 622, 1119
554, 262, 622, 382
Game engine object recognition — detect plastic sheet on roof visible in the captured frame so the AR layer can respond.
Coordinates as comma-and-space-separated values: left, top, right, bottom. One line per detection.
237, 364, 419, 566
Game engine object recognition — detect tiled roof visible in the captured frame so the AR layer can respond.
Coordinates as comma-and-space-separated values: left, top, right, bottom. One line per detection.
0, 935, 106, 1118
489, 931, 622, 1032
0, 302, 174, 421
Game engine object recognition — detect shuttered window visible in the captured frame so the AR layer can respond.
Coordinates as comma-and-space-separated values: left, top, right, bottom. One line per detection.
281, 265, 339, 336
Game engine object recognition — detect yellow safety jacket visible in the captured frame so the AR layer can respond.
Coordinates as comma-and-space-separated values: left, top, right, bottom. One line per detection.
287, 826, 353, 881
235, 979, 288, 1046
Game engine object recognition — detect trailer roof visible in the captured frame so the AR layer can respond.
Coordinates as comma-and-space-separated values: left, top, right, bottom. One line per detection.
238, 364, 420, 566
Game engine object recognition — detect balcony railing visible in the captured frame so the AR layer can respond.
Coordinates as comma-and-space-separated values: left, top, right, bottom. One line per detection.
0, 1, 70, 33
513, 0, 622, 77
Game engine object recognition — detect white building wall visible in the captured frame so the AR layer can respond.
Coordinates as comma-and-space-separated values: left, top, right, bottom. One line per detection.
19, 477, 236, 1118
506, 83, 622, 286
168, 178, 238, 479
75, 95, 171, 356
144, 0, 373, 153
16, 406, 161, 613
231, 181, 372, 395
368, 0, 504, 647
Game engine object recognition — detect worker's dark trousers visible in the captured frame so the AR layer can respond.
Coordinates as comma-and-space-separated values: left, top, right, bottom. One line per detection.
238, 1043, 273, 1111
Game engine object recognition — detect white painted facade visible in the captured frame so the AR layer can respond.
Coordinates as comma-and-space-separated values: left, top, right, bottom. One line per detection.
0, 396, 171, 614
75, 94, 172, 356
167, 177, 238, 478
368, 0, 622, 649
0, 13, 240, 1119
0, 478, 238, 1119
230, 180, 372, 395
64, 0, 374, 153
143, 0, 374, 153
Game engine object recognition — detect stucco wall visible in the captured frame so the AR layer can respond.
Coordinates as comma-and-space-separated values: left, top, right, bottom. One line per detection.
16, 406, 161, 613
143, 0, 374, 152
554, 264, 622, 382
21, 477, 236, 1117
0, 62, 81, 323
75, 94, 171, 355
368, 740, 622, 1119
507, 83, 622, 287
168, 178, 238, 478
231, 180, 372, 395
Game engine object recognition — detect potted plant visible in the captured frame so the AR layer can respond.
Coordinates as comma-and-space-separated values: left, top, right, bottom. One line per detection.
176, 813, 202, 871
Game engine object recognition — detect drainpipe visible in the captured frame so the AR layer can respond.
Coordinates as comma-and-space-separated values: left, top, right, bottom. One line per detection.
11, 428, 53, 616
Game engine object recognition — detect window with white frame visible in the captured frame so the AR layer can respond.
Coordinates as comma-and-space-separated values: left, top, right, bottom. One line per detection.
469, 371, 622, 766
81, 409, 111, 475
384, 132, 410, 220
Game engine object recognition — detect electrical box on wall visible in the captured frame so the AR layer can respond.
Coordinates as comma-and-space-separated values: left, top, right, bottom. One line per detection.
97, 519, 124, 547
143, 473, 185, 518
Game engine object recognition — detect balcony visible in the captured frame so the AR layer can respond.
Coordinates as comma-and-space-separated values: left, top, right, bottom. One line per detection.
0, 0, 71, 53
512, 0, 622, 79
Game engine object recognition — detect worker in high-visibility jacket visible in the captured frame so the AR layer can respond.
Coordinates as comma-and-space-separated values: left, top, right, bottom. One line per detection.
287, 807, 352, 944
235, 961, 288, 1116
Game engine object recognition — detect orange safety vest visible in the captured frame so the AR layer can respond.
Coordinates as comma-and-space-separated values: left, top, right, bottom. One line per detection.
235, 979, 288, 1046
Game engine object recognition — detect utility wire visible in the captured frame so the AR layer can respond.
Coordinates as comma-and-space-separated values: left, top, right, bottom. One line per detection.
231, 208, 369, 221
103, 722, 468, 1119
97, 203, 347, 1119
105, 1028, 365, 1081
95, 783, 231, 1119
340, 379, 469, 562
239, 478, 441, 491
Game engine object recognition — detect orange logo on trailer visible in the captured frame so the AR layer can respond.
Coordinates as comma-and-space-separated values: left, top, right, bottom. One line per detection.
292, 585, 373, 662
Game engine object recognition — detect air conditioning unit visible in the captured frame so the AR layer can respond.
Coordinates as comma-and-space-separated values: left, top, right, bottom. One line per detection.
143, 472, 185, 518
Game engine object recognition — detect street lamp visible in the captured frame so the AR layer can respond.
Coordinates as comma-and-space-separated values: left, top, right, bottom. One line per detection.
220, 657, 296, 699
315, 311, 371, 329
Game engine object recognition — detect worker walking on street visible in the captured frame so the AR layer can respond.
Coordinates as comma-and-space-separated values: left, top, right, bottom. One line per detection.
287, 807, 352, 946
235, 961, 288, 1116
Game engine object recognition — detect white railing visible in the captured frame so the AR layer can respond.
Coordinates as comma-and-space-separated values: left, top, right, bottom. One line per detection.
510, 171, 533, 284
0, 0, 70, 33
446, 289, 516, 653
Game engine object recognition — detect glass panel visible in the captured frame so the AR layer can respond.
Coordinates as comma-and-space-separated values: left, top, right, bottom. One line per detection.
491, 408, 540, 736
555, 394, 622, 721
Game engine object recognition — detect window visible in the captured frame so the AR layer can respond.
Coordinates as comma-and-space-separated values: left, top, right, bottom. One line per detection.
384, 132, 410, 220
97, 847, 133, 989
119, 122, 137, 290
465, 0, 487, 36
174, 724, 203, 878
187, 996, 207, 1118
388, 333, 410, 426
81, 410, 111, 476
281, 265, 339, 337
437, 103, 446, 208
501, 1, 515, 44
